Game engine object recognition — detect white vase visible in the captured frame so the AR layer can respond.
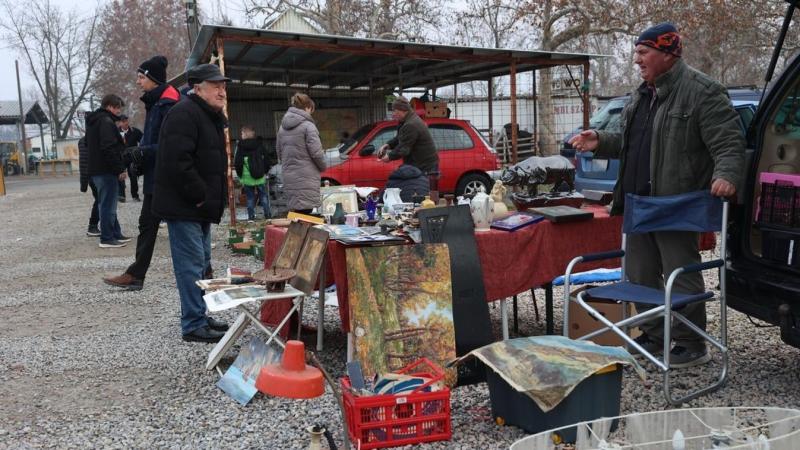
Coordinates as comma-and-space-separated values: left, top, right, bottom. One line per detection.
382, 188, 402, 211
470, 186, 494, 231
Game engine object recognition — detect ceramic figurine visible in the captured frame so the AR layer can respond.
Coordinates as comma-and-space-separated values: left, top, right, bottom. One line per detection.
457, 196, 470, 206
331, 202, 346, 224
383, 188, 402, 212
365, 195, 377, 220
490, 180, 510, 218
421, 195, 436, 209
470, 185, 494, 231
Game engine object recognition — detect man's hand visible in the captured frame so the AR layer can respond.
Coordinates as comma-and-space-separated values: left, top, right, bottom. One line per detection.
711, 178, 736, 197
568, 130, 599, 152
379, 154, 391, 163
118, 171, 127, 181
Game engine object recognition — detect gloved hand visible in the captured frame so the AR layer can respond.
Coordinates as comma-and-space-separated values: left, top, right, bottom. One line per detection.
122, 146, 143, 167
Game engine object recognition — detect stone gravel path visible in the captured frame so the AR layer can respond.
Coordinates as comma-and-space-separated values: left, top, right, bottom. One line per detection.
1, 176, 798, 449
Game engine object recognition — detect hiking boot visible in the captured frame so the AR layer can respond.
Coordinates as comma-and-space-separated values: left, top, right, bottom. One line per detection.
182, 326, 224, 343
99, 240, 128, 248
116, 235, 132, 243
118, 196, 126, 203
132, 196, 141, 202
86, 227, 101, 237
627, 333, 664, 356
103, 272, 143, 291
669, 343, 711, 368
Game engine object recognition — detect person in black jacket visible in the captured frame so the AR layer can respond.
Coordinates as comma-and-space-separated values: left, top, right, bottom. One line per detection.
234, 124, 277, 219
86, 94, 131, 248
78, 136, 100, 236
103, 56, 181, 291
117, 115, 143, 201
152, 63, 230, 343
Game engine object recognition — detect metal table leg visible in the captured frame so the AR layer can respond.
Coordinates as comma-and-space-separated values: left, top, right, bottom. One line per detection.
317, 254, 326, 351
544, 283, 554, 334
500, 298, 509, 340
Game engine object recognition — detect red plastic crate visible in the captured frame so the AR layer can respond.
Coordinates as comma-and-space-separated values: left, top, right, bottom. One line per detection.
340, 358, 452, 449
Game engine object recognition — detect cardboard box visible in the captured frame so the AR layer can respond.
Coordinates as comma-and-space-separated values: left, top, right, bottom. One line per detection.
425, 101, 448, 118
568, 286, 640, 347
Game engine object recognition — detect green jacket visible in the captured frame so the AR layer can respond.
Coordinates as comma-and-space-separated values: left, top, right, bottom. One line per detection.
595, 59, 745, 215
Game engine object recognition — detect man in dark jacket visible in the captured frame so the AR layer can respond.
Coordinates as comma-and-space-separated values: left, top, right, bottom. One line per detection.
117, 114, 143, 202
152, 63, 230, 343
234, 125, 277, 219
103, 56, 181, 291
570, 23, 744, 368
86, 94, 131, 248
378, 97, 439, 176
385, 164, 430, 202
78, 136, 100, 236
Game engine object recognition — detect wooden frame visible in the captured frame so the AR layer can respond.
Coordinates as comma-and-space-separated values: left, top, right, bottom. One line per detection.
291, 227, 330, 295
272, 221, 312, 270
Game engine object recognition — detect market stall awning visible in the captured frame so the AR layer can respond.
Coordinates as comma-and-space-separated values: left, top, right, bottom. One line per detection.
184, 25, 607, 90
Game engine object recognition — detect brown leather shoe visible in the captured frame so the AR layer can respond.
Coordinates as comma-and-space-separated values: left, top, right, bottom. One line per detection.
103, 272, 143, 291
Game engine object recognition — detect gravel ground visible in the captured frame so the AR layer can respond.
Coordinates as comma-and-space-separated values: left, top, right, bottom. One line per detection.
2, 175, 799, 450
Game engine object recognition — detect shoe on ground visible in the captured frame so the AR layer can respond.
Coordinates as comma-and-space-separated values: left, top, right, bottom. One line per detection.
207, 317, 229, 332
99, 240, 128, 248
86, 227, 101, 237
182, 326, 224, 343
118, 196, 126, 203
103, 272, 143, 291
116, 235, 133, 243
132, 196, 141, 202
627, 333, 664, 356
159, 222, 166, 228
669, 344, 711, 368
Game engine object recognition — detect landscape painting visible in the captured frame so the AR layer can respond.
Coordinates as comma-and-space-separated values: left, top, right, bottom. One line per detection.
347, 244, 457, 385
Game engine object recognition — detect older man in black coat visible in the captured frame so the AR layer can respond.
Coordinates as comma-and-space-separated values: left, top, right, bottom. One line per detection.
152, 64, 230, 343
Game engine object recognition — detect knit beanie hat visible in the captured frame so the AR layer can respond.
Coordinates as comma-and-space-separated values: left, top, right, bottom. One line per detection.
138, 56, 168, 84
635, 23, 682, 57
392, 96, 411, 111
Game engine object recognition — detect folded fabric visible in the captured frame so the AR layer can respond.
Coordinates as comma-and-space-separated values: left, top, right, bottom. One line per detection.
552, 268, 621, 286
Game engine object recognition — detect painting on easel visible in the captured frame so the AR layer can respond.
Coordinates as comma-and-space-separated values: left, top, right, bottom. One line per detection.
347, 244, 457, 385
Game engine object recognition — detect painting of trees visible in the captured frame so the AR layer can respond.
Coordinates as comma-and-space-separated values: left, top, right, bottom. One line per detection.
347, 244, 457, 385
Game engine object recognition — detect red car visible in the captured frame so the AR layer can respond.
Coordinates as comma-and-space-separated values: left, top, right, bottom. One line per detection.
321, 118, 500, 196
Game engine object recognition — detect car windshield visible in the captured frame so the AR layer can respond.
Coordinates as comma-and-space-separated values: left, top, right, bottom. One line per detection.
589, 98, 627, 129
337, 123, 375, 155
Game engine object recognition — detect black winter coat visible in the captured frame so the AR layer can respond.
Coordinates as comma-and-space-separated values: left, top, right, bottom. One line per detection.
234, 137, 276, 180
385, 164, 430, 202
386, 111, 439, 173
139, 84, 180, 194
86, 108, 126, 176
152, 94, 228, 223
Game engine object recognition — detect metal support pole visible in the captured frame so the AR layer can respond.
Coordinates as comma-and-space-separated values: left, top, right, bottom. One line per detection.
510, 60, 518, 165
582, 62, 591, 130
532, 70, 538, 155
216, 36, 237, 226
317, 254, 326, 351
453, 83, 458, 117
15, 60, 28, 174
487, 78, 494, 147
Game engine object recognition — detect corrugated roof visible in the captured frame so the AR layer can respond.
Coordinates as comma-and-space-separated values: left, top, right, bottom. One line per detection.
184, 25, 608, 91
0, 101, 49, 125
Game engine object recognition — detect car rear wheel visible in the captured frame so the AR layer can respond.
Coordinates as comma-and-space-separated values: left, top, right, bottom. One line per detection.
456, 173, 492, 198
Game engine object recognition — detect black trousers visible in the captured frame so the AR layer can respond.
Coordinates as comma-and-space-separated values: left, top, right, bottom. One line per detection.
88, 180, 99, 229
118, 166, 139, 198
125, 193, 160, 280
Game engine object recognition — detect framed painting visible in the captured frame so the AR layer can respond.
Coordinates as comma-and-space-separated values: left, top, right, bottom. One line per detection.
272, 221, 311, 270
320, 186, 358, 215
291, 226, 330, 295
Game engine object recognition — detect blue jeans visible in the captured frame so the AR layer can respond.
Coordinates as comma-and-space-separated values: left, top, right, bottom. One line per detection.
243, 183, 270, 219
167, 220, 212, 334
90, 174, 123, 242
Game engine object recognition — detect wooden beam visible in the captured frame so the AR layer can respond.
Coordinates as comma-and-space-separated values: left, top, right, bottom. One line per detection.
217, 36, 237, 227
320, 53, 353, 69
582, 61, 591, 130
262, 46, 289, 65
510, 60, 518, 165
230, 43, 253, 65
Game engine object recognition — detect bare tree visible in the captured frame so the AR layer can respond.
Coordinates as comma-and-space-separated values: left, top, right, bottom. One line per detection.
93, 0, 191, 127
241, 0, 440, 40
1, 0, 102, 139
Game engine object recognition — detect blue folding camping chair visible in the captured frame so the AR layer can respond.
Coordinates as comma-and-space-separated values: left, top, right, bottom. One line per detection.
561, 190, 729, 405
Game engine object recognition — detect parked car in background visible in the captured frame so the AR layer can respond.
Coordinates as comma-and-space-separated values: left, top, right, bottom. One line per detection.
321, 118, 500, 197
560, 88, 761, 193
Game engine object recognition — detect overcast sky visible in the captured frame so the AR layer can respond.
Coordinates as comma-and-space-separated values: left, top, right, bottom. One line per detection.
0, 0, 247, 104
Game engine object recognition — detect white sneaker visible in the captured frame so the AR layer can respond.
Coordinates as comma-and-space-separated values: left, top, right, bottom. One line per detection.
99, 240, 128, 248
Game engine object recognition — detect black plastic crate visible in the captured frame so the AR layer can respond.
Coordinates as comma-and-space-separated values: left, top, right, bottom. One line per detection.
486, 364, 621, 443
759, 182, 800, 227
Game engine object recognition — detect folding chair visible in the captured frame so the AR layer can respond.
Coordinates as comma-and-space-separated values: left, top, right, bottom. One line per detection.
561, 191, 729, 405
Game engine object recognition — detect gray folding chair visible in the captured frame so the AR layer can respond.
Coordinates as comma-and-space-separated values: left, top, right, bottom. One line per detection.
561, 191, 729, 405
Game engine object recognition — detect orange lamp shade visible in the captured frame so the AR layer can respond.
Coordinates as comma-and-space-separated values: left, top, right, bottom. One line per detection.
256, 340, 324, 399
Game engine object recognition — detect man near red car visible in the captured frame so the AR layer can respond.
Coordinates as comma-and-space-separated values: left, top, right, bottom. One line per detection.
378, 97, 439, 191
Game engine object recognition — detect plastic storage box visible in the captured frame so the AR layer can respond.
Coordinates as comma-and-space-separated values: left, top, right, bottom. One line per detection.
487, 363, 622, 443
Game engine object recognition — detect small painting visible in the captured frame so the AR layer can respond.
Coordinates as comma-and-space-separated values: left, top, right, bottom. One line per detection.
291, 227, 329, 295
217, 336, 282, 405
320, 186, 358, 215
273, 221, 311, 269
347, 244, 457, 385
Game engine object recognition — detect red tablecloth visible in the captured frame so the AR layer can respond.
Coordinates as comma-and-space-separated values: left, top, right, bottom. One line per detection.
260, 205, 661, 333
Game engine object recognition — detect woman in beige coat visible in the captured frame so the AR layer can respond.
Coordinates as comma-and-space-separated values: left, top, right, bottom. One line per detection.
277, 93, 326, 213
